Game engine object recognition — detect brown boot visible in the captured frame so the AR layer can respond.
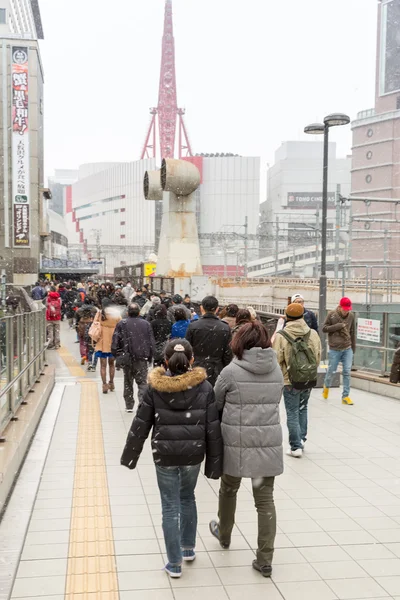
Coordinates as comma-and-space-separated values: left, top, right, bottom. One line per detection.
102, 383, 109, 394
108, 382, 115, 392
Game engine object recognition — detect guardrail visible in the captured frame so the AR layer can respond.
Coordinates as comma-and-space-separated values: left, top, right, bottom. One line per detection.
0, 308, 47, 436
253, 307, 400, 378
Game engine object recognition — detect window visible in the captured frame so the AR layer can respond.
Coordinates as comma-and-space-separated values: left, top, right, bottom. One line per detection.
121, 208, 126, 213
366, 150, 373, 160
120, 234, 126, 239
0, 9, 6, 24
120, 221, 126, 226
366, 174, 372, 183
397, 96, 400, 110
367, 128, 373, 138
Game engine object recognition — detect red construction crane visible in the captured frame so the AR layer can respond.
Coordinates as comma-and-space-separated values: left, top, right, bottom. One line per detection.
141, 0, 193, 160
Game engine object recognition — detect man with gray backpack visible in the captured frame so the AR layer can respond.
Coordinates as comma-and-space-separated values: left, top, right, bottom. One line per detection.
273, 303, 321, 458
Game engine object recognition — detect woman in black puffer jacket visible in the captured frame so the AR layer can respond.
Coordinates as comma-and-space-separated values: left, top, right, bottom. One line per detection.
121, 338, 223, 579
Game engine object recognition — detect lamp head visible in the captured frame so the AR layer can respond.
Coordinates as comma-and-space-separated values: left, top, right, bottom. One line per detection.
323, 113, 351, 127
304, 123, 325, 135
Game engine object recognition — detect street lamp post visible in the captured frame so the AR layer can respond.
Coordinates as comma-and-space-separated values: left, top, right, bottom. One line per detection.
304, 113, 350, 360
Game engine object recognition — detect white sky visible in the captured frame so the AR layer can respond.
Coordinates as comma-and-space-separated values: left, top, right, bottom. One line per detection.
39, 0, 378, 193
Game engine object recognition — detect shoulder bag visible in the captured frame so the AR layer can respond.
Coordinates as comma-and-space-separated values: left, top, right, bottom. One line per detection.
88, 310, 102, 343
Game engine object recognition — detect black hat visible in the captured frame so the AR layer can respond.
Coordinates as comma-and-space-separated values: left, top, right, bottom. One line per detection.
173, 294, 183, 303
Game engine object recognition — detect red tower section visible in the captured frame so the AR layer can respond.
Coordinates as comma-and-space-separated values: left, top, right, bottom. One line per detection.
141, 0, 192, 160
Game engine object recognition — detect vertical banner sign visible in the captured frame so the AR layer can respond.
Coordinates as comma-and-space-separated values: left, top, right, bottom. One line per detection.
11, 47, 30, 248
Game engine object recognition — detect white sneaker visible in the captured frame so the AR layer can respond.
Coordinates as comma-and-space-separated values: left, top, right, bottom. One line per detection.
125, 408, 134, 413
301, 440, 305, 448
286, 448, 303, 458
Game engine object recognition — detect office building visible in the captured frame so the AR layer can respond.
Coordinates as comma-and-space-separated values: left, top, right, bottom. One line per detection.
0, 0, 43, 39
351, 0, 400, 272
0, 1, 45, 284
262, 141, 351, 255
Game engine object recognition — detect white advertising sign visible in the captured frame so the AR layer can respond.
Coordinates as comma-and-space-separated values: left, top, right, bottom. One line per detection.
357, 318, 381, 344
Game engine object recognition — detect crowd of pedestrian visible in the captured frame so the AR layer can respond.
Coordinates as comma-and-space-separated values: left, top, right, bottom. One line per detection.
34, 278, 359, 580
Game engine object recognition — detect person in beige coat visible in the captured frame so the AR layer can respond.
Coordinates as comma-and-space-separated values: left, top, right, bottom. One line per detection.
95, 300, 121, 394
273, 303, 321, 458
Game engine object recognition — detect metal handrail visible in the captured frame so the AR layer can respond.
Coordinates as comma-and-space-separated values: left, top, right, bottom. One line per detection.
0, 343, 48, 400
0, 308, 47, 435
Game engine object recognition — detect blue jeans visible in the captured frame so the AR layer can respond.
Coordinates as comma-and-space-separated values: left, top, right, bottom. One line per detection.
325, 348, 353, 398
156, 464, 201, 566
283, 386, 311, 451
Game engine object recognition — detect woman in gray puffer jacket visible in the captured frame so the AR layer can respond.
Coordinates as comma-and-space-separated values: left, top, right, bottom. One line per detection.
209, 321, 284, 579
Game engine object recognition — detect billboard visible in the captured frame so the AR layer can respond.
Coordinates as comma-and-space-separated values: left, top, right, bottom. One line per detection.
287, 192, 335, 209
12, 47, 30, 247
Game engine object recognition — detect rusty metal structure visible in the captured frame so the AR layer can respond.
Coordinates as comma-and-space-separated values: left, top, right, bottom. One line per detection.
144, 159, 203, 277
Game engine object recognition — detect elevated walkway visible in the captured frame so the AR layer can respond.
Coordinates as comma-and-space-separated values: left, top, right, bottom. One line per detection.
2, 324, 400, 599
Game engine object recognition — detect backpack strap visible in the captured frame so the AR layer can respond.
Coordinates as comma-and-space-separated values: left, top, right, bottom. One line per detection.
278, 329, 312, 344
277, 330, 294, 345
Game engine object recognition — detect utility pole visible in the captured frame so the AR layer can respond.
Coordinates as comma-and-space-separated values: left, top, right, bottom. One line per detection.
334, 184, 341, 281
244, 216, 248, 278
275, 216, 279, 277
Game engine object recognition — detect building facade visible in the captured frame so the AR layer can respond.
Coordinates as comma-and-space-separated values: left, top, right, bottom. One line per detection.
65, 155, 261, 279
65, 160, 157, 278
48, 169, 78, 216
351, 0, 400, 272
0, 0, 43, 39
261, 141, 351, 257
196, 155, 261, 275
0, 2, 45, 284
43, 208, 68, 261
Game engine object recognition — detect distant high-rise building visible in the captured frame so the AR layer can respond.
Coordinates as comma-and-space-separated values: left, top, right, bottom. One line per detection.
351, 0, 400, 272
262, 141, 351, 261
0, 1, 43, 39
0, 1, 45, 284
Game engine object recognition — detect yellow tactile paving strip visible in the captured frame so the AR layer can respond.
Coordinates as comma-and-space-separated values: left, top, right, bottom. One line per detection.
65, 381, 119, 599
58, 346, 87, 378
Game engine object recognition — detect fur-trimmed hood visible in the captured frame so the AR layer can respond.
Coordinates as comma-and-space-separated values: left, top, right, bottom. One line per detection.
148, 367, 207, 394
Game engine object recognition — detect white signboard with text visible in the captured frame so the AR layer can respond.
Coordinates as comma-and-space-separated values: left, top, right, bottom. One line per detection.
357, 318, 381, 344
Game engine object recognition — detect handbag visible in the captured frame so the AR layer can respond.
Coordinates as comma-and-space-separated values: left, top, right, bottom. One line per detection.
116, 320, 131, 368
88, 310, 102, 343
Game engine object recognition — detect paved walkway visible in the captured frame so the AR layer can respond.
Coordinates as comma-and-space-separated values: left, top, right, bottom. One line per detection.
4, 322, 400, 599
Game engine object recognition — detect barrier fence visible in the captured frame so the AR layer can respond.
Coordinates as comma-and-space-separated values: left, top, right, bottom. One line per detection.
353, 311, 400, 376
254, 308, 400, 377
0, 308, 47, 436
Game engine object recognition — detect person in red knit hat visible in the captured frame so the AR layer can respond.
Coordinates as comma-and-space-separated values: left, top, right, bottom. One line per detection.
322, 297, 356, 405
